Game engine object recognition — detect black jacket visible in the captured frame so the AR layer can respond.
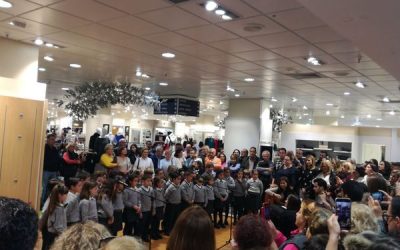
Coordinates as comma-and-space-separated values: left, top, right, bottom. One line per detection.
43, 144, 61, 172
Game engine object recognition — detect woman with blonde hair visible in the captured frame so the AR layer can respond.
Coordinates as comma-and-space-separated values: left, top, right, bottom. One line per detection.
100, 144, 118, 170
298, 155, 319, 199
102, 236, 145, 250
349, 203, 379, 234
50, 221, 111, 250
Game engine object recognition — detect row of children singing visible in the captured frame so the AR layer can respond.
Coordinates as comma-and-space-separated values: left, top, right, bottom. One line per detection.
42, 166, 264, 249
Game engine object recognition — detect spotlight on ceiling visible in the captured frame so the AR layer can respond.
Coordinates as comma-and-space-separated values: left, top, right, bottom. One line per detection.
0, 0, 12, 8
205, 1, 218, 11
355, 80, 366, 88
34, 38, 44, 46
383, 97, 390, 103
161, 52, 175, 58
306, 56, 323, 66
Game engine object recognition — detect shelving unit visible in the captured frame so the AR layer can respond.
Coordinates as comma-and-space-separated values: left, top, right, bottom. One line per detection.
296, 139, 352, 160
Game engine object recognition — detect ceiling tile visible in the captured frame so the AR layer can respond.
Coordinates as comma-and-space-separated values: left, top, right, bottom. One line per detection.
358, 68, 389, 76
101, 15, 166, 36
228, 61, 264, 71
271, 44, 325, 58
243, 0, 303, 14
96, 0, 172, 15
0, 0, 41, 15
177, 25, 237, 43
116, 36, 169, 57
217, 15, 285, 37
203, 54, 245, 64
332, 52, 372, 64
268, 8, 325, 30
369, 75, 397, 81
175, 43, 225, 57
142, 31, 196, 47
49, 0, 125, 22
20, 7, 90, 29
235, 49, 281, 61
27, 0, 61, 5
208, 38, 261, 53
138, 7, 208, 30
308, 63, 352, 73
73, 23, 133, 43
248, 31, 305, 49
0, 26, 36, 40
316, 40, 359, 54
1, 18, 60, 36
0, 11, 11, 21
295, 26, 344, 43
347, 61, 382, 70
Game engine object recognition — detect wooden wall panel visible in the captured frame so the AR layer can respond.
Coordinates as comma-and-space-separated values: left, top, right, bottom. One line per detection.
0, 96, 45, 210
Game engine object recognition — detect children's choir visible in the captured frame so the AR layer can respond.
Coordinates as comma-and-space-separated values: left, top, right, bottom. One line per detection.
42, 161, 264, 248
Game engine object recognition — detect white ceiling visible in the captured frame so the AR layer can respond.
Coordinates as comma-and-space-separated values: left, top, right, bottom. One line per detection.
1, 0, 400, 127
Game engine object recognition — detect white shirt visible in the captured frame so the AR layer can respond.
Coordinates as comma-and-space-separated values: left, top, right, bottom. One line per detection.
160, 158, 175, 175
316, 173, 331, 186
117, 156, 132, 173
173, 156, 184, 169
133, 157, 154, 172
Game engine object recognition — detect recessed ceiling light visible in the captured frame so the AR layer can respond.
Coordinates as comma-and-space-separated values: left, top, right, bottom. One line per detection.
383, 97, 390, 103
376, 118, 382, 121
136, 71, 142, 77
0, 0, 12, 8
62, 87, 69, 91
159, 82, 168, 86
390, 110, 395, 115
222, 15, 232, 20
344, 92, 350, 96
69, 63, 81, 68
355, 80, 365, 88
340, 115, 345, 119
145, 87, 151, 90
44, 56, 54, 62
205, 1, 218, 11
326, 103, 333, 106
306, 56, 321, 66
53, 45, 59, 49
219, 100, 223, 105
308, 118, 312, 121
244, 77, 254, 82
45, 43, 54, 48
303, 105, 308, 110
162, 52, 175, 58
215, 9, 225, 15
8, 21, 14, 26
303, 113, 309, 116
141, 74, 150, 79
34, 38, 44, 46
367, 114, 371, 118
38, 67, 46, 72
269, 104, 273, 108
271, 97, 277, 102
235, 93, 240, 97
292, 97, 297, 102
376, 125, 380, 128
326, 110, 330, 115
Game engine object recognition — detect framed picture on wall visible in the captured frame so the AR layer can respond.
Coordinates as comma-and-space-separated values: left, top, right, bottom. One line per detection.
103, 124, 110, 134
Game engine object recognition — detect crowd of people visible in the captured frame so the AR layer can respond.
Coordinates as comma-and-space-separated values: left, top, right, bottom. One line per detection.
2, 132, 400, 250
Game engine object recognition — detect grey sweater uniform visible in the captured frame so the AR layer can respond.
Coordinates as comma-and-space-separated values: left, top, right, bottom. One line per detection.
48, 204, 67, 234
247, 178, 263, 195
79, 197, 98, 222
233, 179, 247, 197
154, 188, 166, 208
180, 180, 194, 203
113, 192, 124, 211
123, 187, 140, 209
139, 186, 154, 212
214, 179, 228, 199
225, 176, 235, 193
205, 185, 215, 201
194, 184, 207, 205
66, 192, 80, 223
97, 195, 114, 219
165, 183, 181, 204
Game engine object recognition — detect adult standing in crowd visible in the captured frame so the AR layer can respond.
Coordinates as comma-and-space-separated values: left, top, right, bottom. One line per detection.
99, 144, 118, 170
205, 148, 222, 171
256, 150, 273, 192
242, 147, 260, 171
114, 138, 127, 156
42, 134, 61, 207
160, 149, 174, 175
151, 146, 164, 171
61, 143, 82, 183
128, 144, 139, 166
133, 148, 154, 172
274, 148, 287, 171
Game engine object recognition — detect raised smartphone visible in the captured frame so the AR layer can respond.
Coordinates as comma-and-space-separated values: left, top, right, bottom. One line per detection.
335, 198, 351, 230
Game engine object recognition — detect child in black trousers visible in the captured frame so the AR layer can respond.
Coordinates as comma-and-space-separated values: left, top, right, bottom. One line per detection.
151, 177, 165, 240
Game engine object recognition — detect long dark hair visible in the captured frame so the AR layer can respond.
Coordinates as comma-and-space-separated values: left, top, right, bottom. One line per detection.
80, 181, 97, 200
167, 205, 215, 250
48, 185, 68, 214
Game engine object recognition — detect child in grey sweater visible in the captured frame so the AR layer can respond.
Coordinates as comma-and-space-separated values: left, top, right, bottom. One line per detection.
194, 177, 207, 208
79, 182, 98, 223
164, 172, 181, 235
246, 170, 263, 214
139, 175, 154, 242
65, 177, 82, 226
123, 174, 141, 236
